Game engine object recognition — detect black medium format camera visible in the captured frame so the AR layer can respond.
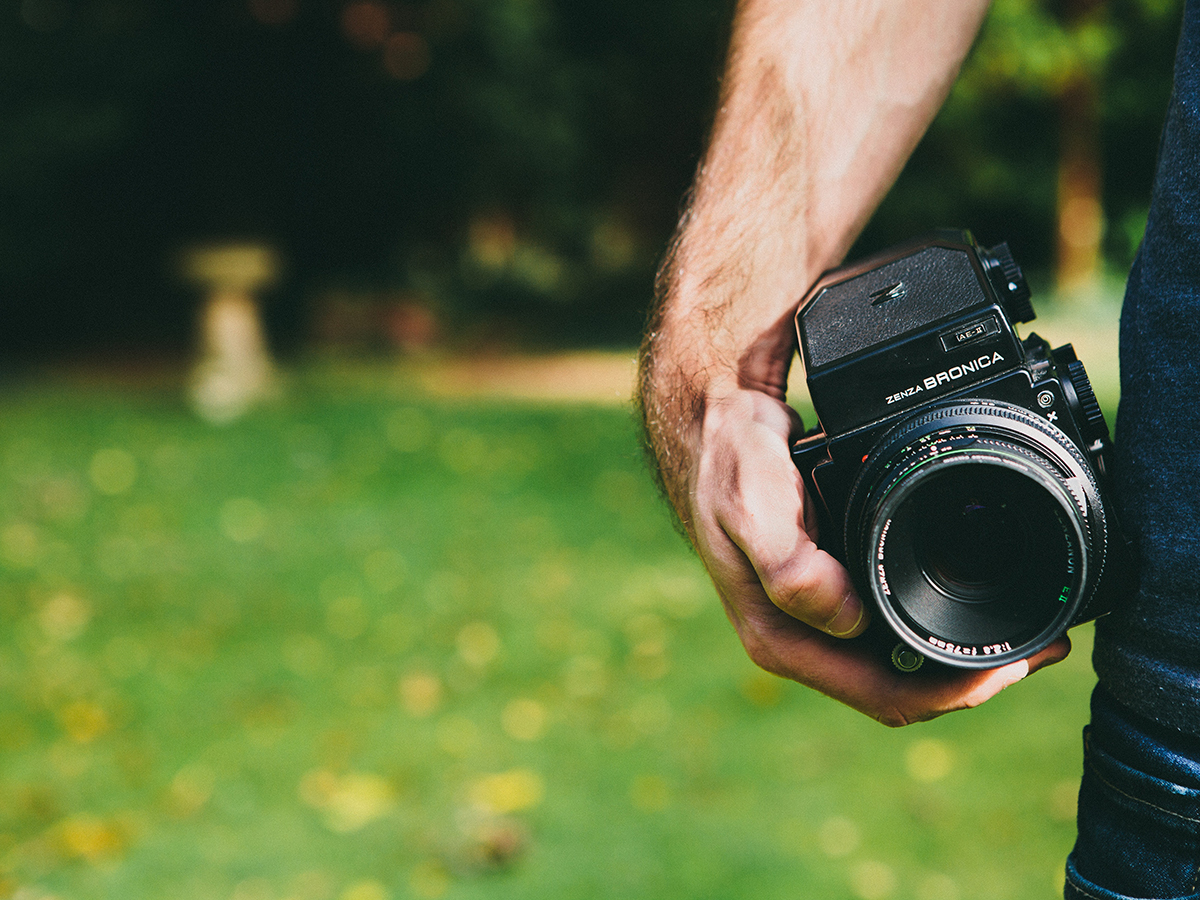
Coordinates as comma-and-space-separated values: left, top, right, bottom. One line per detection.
791, 231, 1131, 672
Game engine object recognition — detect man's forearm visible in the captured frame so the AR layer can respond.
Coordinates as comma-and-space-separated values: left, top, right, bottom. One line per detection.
639, 0, 991, 522
634, 0, 1070, 724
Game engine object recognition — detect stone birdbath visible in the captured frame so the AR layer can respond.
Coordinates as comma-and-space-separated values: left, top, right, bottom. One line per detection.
180, 241, 282, 423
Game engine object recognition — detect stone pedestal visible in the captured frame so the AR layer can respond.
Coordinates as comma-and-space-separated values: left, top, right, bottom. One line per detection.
181, 243, 281, 423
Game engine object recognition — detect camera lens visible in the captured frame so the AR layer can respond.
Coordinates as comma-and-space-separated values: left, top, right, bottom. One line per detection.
913, 468, 1029, 601
848, 402, 1107, 668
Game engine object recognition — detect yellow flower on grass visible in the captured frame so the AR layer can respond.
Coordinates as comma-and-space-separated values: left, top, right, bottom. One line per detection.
469, 769, 544, 814
340, 880, 390, 900
299, 769, 396, 833
59, 701, 110, 744
56, 814, 127, 863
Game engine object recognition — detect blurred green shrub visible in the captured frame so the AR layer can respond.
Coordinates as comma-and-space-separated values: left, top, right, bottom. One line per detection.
0, 0, 1182, 354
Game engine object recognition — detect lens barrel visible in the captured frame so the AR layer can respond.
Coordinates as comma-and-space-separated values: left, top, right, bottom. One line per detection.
846, 402, 1108, 668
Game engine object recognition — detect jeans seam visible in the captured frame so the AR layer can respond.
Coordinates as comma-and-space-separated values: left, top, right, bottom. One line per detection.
1070, 878, 1104, 897
1088, 755, 1200, 826
1087, 761, 1200, 898
1069, 858, 1200, 900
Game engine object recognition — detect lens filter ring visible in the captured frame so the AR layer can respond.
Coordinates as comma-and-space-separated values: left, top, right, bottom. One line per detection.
846, 401, 1107, 668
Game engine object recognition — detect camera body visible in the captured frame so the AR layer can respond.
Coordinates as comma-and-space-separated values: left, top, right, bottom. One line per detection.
791, 230, 1130, 670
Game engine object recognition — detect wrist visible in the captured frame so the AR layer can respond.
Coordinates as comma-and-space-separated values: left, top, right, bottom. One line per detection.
637, 299, 800, 529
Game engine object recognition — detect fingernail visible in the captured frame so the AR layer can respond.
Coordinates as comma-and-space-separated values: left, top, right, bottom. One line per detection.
1000, 660, 1030, 690
825, 592, 864, 637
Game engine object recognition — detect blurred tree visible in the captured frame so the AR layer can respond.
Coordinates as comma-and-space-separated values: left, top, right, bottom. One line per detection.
860, 0, 1182, 292
0, 0, 733, 354
0, 0, 1183, 357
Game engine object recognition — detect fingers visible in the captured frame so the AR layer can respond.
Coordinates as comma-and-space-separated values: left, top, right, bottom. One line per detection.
687, 388, 1075, 727
1027, 636, 1072, 674
695, 392, 867, 640
760, 539, 866, 637
756, 626, 1072, 727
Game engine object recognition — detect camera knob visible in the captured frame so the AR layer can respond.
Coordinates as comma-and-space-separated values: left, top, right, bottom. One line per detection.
982, 242, 1035, 323
1065, 358, 1108, 443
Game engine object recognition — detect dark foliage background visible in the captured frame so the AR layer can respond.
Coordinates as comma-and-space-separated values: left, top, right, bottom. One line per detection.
0, 0, 1183, 356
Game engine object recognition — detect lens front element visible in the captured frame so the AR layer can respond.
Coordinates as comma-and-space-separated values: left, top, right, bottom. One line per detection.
850, 403, 1105, 668
913, 466, 1034, 602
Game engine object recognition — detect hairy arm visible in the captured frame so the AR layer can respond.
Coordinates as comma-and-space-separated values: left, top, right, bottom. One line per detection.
638, 0, 1068, 726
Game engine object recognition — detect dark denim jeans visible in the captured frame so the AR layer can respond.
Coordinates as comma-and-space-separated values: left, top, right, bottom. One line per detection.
1065, 689, 1200, 899
1065, 1, 1200, 896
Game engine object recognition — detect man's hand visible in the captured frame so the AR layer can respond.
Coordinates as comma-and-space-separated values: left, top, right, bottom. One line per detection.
638, 0, 1069, 726
685, 382, 1068, 726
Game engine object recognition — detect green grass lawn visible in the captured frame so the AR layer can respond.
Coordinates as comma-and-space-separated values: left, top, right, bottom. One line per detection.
0, 359, 1111, 900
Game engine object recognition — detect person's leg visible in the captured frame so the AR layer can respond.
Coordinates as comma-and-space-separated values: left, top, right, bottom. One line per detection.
1066, 2, 1200, 896
1065, 687, 1200, 899
1095, 0, 1200, 732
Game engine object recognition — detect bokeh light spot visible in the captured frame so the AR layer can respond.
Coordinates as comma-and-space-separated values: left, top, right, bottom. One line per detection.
400, 672, 443, 717
339, 879, 390, 900
467, 213, 517, 270
232, 878, 274, 900
341, 0, 390, 49
1049, 778, 1079, 821
298, 769, 396, 833
851, 860, 898, 900
916, 872, 961, 900
38, 592, 92, 642
326, 595, 367, 641
169, 763, 217, 817
362, 547, 407, 593
409, 859, 450, 900
470, 769, 544, 814
58, 701, 110, 744
563, 654, 607, 698
906, 738, 954, 783
283, 634, 332, 678
40, 475, 89, 523
629, 774, 670, 812
818, 815, 861, 858
456, 621, 500, 668
438, 428, 489, 476
289, 871, 336, 900
501, 698, 546, 741
2, 521, 41, 568
383, 32, 431, 81
590, 217, 637, 272
90, 447, 138, 495
739, 670, 784, 707
248, 0, 297, 26
55, 814, 127, 863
